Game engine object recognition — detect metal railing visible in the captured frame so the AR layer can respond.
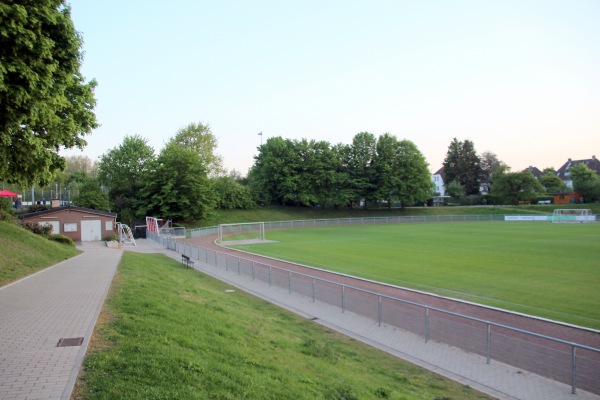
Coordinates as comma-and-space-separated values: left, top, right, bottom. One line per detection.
149, 216, 600, 395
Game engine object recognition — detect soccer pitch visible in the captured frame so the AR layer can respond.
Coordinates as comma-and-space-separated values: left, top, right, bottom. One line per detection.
232, 222, 600, 329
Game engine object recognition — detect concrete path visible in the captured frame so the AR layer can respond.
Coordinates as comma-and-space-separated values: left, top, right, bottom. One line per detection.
1, 238, 598, 400
0, 243, 121, 400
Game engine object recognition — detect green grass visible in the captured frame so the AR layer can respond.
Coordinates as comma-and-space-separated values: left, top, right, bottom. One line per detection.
192, 204, 600, 227
232, 222, 600, 329
75, 252, 492, 400
0, 221, 80, 286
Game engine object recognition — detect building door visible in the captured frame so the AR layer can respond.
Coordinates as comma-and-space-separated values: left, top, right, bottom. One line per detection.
81, 220, 102, 241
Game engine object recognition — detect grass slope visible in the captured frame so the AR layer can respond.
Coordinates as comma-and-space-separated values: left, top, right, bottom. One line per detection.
0, 221, 80, 286
75, 252, 492, 400
196, 204, 600, 227
233, 222, 600, 329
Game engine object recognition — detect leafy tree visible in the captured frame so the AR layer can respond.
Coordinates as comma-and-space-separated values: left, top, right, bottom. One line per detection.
538, 171, 568, 194
393, 138, 433, 206
347, 132, 377, 208
442, 138, 482, 195
169, 122, 224, 177
0, 1, 98, 187
570, 164, 600, 202
250, 137, 348, 207
491, 167, 545, 204
446, 180, 466, 202
297, 139, 348, 207
480, 151, 507, 190
97, 135, 155, 223
372, 133, 398, 206
228, 169, 247, 184
64, 155, 97, 177
373, 135, 432, 208
214, 176, 256, 209
326, 143, 354, 208
140, 143, 216, 222
75, 178, 109, 210
248, 137, 301, 205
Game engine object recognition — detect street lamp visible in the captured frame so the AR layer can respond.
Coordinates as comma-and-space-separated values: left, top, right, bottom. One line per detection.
258, 131, 263, 146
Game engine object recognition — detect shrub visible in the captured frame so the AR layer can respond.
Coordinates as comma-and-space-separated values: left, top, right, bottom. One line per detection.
49, 234, 75, 247
103, 232, 119, 242
0, 210, 16, 223
21, 221, 53, 237
26, 204, 51, 213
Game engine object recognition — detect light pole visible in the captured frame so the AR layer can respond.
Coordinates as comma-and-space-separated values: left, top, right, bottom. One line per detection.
258, 131, 263, 146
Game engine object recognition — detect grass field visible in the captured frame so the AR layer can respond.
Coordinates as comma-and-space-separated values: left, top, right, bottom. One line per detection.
74, 252, 492, 400
231, 221, 600, 329
194, 204, 600, 228
0, 221, 80, 286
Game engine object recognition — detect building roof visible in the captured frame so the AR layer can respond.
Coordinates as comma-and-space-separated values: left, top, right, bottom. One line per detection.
556, 156, 600, 181
20, 205, 117, 219
525, 166, 543, 178
433, 167, 444, 176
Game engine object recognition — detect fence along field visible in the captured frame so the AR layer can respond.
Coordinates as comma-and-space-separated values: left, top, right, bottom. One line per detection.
230, 221, 600, 330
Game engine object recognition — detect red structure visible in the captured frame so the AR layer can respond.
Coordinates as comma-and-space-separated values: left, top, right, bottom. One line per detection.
553, 192, 584, 205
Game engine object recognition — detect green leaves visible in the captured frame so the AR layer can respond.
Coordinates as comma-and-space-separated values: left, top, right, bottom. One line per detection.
442, 138, 482, 196
491, 169, 545, 204
570, 164, 600, 201
0, 1, 98, 186
250, 133, 432, 209
140, 143, 216, 222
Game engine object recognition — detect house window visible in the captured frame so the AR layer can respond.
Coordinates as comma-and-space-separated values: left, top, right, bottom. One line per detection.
43, 221, 60, 234
64, 223, 77, 232
106, 221, 113, 231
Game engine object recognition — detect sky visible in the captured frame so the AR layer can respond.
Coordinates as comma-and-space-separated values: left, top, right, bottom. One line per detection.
65, 0, 600, 175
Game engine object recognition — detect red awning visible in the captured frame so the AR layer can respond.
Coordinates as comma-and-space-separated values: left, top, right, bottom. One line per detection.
0, 190, 19, 198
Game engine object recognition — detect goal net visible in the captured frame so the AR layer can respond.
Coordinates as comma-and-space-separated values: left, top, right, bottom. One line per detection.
551, 209, 595, 223
218, 222, 265, 244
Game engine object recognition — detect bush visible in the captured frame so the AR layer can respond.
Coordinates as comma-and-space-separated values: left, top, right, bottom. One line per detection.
26, 204, 50, 213
0, 198, 16, 222
0, 210, 16, 223
21, 221, 53, 237
49, 234, 75, 246
103, 232, 119, 242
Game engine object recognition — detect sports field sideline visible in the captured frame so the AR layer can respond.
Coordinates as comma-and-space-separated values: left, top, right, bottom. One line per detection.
231, 221, 600, 330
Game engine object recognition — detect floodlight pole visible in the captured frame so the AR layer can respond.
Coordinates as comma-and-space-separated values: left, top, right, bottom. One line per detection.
258, 131, 262, 146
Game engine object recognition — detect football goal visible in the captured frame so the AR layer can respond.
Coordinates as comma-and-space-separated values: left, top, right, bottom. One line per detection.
218, 222, 265, 244
551, 209, 595, 223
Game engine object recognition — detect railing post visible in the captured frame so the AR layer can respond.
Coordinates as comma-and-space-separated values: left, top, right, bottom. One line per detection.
486, 323, 491, 364
341, 286, 345, 313
378, 295, 382, 327
425, 307, 430, 343
572, 346, 577, 394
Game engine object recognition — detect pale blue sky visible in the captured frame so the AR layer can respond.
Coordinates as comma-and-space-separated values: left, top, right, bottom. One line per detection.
66, 0, 600, 174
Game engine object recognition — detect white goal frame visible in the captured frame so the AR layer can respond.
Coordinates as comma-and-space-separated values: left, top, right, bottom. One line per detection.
218, 222, 265, 243
551, 209, 594, 223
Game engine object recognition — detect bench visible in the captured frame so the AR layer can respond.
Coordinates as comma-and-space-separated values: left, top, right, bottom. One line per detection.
181, 254, 194, 268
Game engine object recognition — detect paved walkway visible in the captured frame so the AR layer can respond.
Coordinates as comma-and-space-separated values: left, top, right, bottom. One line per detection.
1, 239, 598, 400
0, 243, 121, 400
